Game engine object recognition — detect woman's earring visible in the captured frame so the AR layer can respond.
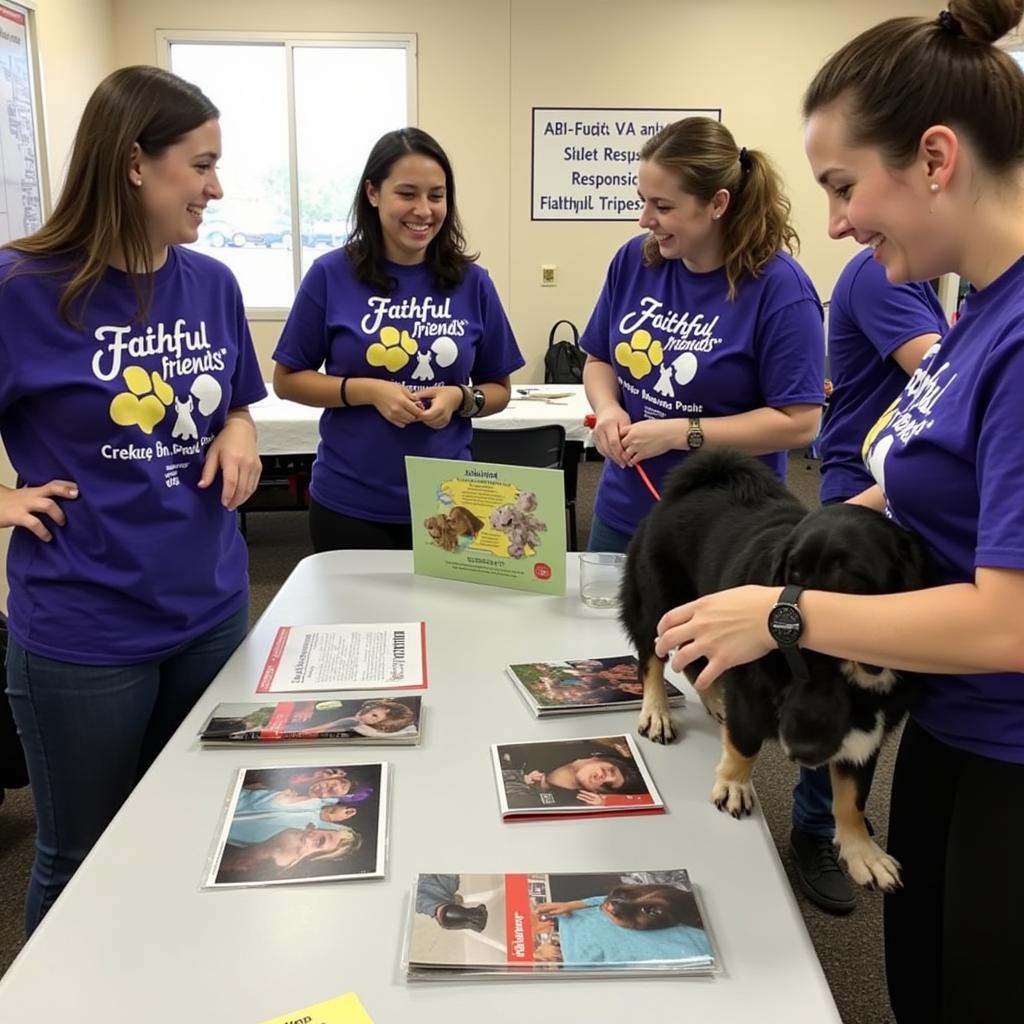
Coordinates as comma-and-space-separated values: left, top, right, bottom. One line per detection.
929, 182, 940, 194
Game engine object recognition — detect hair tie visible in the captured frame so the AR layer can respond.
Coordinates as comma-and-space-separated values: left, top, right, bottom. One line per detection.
738, 147, 752, 175
937, 10, 964, 36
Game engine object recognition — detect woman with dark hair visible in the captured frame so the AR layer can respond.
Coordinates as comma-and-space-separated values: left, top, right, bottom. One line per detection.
581, 116, 825, 551
656, 4, 1024, 1020
500, 739, 648, 808
0, 66, 265, 934
272, 127, 523, 551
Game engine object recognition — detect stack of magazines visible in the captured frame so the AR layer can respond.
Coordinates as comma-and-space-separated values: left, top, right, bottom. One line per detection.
505, 656, 685, 717
403, 870, 716, 979
198, 697, 422, 745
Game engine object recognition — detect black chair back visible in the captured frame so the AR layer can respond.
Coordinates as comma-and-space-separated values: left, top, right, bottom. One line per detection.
471, 425, 578, 550
471, 424, 566, 469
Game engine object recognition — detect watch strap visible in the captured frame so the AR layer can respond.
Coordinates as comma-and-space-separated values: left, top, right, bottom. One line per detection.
779, 584, 804, 606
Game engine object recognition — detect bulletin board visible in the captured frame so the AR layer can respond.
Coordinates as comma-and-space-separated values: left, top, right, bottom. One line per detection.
0, 0, 45, 244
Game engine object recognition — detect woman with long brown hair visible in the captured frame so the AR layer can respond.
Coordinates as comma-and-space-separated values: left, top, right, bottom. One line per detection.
0, 66, 264, 934
582, 116, 825, 552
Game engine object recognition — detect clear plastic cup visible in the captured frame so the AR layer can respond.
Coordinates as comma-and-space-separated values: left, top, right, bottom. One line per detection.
579, 552, 626, 609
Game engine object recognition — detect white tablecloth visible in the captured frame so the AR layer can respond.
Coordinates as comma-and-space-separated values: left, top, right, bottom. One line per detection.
250, 384, 593, 456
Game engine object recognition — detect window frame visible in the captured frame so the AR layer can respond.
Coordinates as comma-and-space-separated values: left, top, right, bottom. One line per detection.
157, 29, 418, 319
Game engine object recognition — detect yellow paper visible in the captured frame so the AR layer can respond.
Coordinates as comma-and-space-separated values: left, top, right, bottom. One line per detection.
258, 992, 373, 1024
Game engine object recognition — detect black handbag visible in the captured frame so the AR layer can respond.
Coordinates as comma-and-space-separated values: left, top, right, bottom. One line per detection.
543, 320, 586, 385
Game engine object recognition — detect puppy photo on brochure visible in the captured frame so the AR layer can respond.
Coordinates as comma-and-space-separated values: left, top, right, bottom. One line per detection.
619, 449, 933, 892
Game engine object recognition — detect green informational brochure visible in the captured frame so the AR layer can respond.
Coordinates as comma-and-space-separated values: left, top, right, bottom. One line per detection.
406, 455, 566, 595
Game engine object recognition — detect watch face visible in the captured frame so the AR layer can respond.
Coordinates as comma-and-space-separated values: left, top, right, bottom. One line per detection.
472, 388, 486, 413
687, 429, 704, 450
770, 604, 802, 647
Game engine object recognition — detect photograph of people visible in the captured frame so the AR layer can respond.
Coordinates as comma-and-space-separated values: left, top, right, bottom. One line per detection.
208, 763, 387, 886
655, 4, 1024, 1020
497, 737, 650, 808
213, 822, 363, 885
581, 115, 825, 552
0, 66, 265, 935
272, 127, 524, 552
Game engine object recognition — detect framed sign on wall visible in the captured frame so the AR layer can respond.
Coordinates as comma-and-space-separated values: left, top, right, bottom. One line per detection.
531, 106, 721, 222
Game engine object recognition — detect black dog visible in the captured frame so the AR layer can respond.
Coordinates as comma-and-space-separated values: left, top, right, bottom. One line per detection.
620, 450, 932, 891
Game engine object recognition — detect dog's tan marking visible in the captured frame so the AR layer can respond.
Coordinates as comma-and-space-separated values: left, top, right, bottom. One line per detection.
831, 763, 902, 891
710, 725, 757, 817
637, 655, 675, 743
695, 676, 726, 724
840, 660, 898, 694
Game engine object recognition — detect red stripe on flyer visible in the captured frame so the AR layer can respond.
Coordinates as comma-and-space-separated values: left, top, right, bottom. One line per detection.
0, 6, 26, 26
504, 873, 534, 963
256, 626, 291, 693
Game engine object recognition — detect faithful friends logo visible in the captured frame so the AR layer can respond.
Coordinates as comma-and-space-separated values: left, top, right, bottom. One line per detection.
92, 317, 225, 483
360, 294, 468, 383
863, 343, 956, 496
613, 297, 720, 410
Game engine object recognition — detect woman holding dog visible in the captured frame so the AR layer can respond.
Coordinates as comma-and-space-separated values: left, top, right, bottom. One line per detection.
657, 4, 1024, 1019
273, 128, 523, 552
580, 116, 825, 551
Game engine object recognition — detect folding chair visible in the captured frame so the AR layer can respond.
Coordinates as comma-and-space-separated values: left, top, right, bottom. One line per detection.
471, 424, 578, 550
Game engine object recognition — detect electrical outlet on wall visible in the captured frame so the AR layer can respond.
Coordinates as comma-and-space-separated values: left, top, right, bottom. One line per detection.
541, 264, 557, 287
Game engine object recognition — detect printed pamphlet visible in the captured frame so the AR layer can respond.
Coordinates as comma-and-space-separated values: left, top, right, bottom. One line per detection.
256, 623, 427, 693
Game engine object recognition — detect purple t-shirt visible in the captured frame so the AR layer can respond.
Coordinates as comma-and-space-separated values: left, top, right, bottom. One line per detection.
819, 248, 947, 503
273, 251, 523, 522
0, 246, 266, 664
580, 236, 825, 534
863, 256, 1024, 763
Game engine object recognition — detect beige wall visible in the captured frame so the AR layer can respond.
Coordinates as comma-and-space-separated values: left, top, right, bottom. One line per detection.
0, 0, 115, 612
110, 0, 938, 379
2, 0, 941, 610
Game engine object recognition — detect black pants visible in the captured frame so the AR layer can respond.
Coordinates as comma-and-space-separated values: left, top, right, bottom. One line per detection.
884, 718, 1024, 1023
308, 496, 412, 552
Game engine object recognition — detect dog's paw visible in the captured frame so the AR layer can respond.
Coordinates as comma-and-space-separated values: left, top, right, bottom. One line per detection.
710, 777, 754, 818
838, 837, 902, 891
637, 706, 675, 744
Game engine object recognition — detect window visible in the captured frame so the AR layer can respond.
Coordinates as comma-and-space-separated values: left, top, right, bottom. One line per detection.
162, 32, 416, 315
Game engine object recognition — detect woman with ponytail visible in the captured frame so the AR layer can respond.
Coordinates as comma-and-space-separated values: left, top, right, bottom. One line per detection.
580, 117, 824, 551
656, 4, 1024, 1020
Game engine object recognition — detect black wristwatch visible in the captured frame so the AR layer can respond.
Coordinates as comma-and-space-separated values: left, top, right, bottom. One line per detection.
459, 385, 486, 418
686, 416, 704, 450
768, 584, 809, 681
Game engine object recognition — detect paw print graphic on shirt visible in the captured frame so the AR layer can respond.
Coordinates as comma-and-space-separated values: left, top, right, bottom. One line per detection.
109, 366, 174, 435
366, 325, 418, 373
614, 329, 664, 380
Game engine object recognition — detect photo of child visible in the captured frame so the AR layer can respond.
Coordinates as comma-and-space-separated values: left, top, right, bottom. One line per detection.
199, 697, 421, 743
492, 734, 664, 817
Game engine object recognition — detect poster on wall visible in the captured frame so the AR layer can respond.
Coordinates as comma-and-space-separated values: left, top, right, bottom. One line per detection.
0, 1, 42, 245
531, 107, 720, 222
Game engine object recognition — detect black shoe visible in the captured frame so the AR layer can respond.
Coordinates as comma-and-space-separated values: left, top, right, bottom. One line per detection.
789, 828, 855, 915
436, 903, 488, 932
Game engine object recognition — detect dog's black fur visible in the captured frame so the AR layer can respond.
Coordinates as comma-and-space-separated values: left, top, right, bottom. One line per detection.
620, 449, 933, 890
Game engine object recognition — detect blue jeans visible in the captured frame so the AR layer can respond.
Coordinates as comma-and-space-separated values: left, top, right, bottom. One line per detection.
586, 514, 633, 554
792, 766, 835, 837
6, 604, 248, 935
